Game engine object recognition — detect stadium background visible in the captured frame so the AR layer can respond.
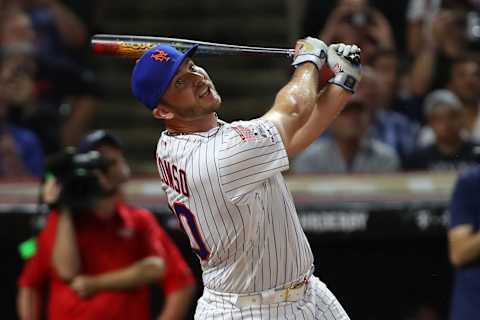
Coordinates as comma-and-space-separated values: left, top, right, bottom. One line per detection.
0, 0, 471, 319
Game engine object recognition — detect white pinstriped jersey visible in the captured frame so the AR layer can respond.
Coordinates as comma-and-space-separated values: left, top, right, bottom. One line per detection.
155, 118, 314, 294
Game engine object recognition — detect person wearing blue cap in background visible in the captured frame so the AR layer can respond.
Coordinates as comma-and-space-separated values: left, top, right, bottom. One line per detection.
131, 37, 362, 319
17, 130, 196, 320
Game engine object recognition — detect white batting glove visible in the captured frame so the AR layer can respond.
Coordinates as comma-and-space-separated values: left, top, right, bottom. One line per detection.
292, 37, 328, 71
327, 43, 362, 93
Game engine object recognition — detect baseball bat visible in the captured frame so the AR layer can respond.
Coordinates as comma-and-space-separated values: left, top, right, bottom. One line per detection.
91, 34, 295, 59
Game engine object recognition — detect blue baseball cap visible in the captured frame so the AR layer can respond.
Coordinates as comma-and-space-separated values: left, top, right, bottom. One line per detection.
131, 44, 198, 110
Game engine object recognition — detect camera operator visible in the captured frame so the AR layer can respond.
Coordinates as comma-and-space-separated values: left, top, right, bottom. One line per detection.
17, 130, 196, 320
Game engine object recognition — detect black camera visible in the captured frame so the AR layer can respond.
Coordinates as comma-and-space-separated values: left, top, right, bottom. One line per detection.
45, 148, 113, 214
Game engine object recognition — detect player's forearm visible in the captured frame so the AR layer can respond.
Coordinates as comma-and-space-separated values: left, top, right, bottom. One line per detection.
52, 209, 81, 281
450, 232, 480, 267
287, 85, 352, 156
94, 257, 165, 291
264, 63, 319, 149
273, 63, 319, 119
17, 287, 42, 320
157, 284, 196, 320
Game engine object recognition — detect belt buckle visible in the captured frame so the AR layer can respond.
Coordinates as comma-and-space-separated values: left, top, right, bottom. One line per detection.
278, 282, 302, 302
289, 276, 307, 290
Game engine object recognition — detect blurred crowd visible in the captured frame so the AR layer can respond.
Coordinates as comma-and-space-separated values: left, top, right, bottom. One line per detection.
1, 0, 480, 178
293, 0, 480, 174
0, 0, 104, 178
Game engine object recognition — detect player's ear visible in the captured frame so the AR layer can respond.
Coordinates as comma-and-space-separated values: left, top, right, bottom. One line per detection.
152, 105, 174, 120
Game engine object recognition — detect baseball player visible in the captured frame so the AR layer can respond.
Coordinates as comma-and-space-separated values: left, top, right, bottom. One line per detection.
130, 37, 361, 319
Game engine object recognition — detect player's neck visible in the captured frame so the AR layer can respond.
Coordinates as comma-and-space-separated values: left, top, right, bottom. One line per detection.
165, 113, 219, 134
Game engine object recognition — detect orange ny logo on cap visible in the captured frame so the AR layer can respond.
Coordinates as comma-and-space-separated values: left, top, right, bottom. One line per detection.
151, 50, 170, 62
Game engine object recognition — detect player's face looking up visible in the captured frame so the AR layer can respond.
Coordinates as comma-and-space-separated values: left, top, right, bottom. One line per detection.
159, 58, 222, 119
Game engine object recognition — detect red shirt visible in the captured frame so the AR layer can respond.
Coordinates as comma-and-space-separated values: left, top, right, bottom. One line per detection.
18, 201, 195, 320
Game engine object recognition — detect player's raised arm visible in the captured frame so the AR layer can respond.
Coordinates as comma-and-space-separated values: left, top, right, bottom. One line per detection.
262, 37, 326, 155
264, 38, 361, 156
288, 44, 363, 155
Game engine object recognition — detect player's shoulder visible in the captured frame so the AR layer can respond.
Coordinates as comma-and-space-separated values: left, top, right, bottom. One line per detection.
155, 130, 169, 153
221, 118, 277, 144
226, 118, 275, 131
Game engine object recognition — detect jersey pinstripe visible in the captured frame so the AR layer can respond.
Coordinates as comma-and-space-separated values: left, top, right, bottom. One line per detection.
155, 118, 314, 294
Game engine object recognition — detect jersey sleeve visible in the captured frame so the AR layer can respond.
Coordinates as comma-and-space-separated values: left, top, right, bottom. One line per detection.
136, 209, 195, 295
18, 212, 58, 288
217, 119, 289, 203
449, 168, 480, 230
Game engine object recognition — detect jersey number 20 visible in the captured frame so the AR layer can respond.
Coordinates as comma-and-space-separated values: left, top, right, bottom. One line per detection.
170, 202, 211, 261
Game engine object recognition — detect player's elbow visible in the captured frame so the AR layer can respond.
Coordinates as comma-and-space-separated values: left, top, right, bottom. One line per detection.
280, 82, 317, 108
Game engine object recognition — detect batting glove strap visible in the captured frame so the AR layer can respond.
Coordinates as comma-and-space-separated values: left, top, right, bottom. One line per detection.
328, 72, 359, 93
292, 37, 328, 71
292, 54, 325, 71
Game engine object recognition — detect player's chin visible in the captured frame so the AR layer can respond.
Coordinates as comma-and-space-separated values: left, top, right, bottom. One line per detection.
211, 94, 222, 109
212, 89, 222, 106
200, 91, 222, 110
